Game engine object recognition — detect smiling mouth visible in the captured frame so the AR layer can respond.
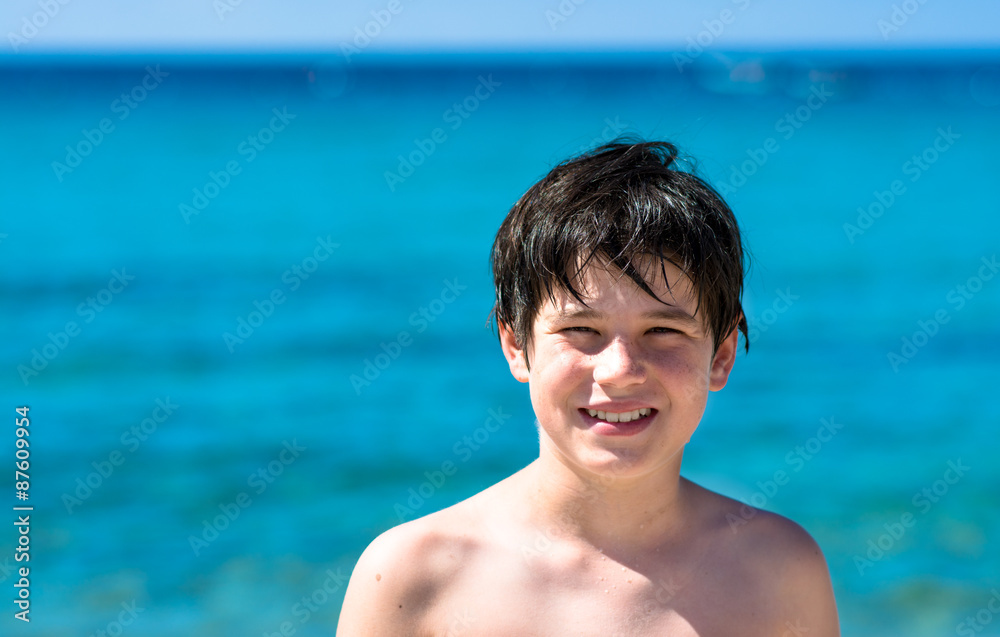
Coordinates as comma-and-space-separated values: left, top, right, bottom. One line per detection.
583, 408, 653, 423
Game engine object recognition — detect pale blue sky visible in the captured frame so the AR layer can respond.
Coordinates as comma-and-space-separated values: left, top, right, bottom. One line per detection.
3, 0, 999, 54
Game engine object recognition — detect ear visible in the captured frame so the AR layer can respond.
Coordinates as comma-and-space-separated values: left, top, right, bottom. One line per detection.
498, 322, 530, 383
709, 323, 739, 391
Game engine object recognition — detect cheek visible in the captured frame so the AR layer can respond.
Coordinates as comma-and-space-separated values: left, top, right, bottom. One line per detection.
654, 348, 712, 402
528, 350, 588, 408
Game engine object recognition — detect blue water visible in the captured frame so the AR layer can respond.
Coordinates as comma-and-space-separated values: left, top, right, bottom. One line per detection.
1, 52, 999, 636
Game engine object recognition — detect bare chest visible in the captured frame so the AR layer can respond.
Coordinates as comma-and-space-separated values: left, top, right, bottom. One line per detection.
421, 558, 778, 637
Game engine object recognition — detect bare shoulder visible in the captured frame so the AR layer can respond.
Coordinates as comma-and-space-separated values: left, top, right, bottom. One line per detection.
335, 497, 485, 636
686, 480, 841, 636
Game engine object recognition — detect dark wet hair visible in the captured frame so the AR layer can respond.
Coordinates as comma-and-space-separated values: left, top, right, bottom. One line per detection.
490, 138, 748, 368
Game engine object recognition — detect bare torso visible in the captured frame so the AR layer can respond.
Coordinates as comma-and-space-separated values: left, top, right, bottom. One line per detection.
337, 464, 838, 636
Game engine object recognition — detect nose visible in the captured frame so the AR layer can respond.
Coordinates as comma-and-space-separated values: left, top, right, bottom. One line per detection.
592, 336, 646, 387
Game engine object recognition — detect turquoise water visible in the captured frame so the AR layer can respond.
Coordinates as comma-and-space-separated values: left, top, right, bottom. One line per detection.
1, 52, 999, 635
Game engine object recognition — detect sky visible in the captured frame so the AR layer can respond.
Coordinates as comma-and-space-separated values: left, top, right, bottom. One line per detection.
2, 0, 1000, 56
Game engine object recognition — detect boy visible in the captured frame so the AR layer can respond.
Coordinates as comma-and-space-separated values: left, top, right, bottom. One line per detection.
337, 140, 839, 636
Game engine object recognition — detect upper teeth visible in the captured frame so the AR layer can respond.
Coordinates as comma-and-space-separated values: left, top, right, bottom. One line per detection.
587, 408, 651, 423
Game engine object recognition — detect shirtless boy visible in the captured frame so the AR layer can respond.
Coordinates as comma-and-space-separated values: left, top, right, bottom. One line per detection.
337, 140, 839, 636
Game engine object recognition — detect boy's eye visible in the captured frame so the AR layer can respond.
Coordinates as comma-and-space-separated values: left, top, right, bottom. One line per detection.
563, 326, 597, 333
648, 327, 681, 334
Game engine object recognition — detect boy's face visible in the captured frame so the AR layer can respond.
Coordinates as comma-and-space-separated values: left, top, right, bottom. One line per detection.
499, 257, 738, 481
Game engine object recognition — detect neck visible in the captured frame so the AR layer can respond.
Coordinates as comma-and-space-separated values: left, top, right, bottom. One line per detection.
525, 440, 691, 557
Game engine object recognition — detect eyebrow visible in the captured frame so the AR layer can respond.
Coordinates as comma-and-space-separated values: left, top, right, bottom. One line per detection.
551, 306, 700, 326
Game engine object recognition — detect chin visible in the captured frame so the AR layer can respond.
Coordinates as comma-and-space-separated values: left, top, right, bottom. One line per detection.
571, 444, 683, 483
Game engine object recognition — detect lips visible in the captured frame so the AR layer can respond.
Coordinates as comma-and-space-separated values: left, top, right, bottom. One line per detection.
585, 407, 651, 423
579, 407, 657, 437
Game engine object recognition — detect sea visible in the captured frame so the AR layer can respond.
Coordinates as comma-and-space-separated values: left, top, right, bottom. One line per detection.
0, 50, 998, 636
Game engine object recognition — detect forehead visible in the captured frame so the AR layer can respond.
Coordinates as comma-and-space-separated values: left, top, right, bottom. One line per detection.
541, 256, 700, 318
